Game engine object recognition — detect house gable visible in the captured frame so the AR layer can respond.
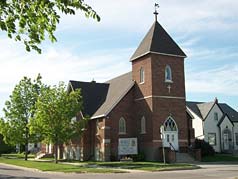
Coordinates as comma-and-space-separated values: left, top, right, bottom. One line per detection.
203, 103, 223, 152
186, 106, 204, 138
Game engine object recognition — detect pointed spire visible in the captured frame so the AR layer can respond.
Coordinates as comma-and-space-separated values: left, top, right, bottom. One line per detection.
130, 21, 187, 61
154, 3, 159, 22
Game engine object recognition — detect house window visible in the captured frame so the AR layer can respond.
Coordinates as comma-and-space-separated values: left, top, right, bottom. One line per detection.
165, 65, 172, 82
208, 133, 216, 146
139, 67, 144, 83
96, 120, 100, 135
214, 112, 218, 121
141, 116, 146, 134
236, 133, 238, 145
119, 117, 126, 134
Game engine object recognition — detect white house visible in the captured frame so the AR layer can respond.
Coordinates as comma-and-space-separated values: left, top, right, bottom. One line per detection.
186, 98, 238, 153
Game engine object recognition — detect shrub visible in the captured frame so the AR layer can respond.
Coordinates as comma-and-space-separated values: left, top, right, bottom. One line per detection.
0, 135, 15, 154
194, 139, 215, 157
132, 152, 145, 161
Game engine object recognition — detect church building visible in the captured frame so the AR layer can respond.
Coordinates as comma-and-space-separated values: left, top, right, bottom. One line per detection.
65, 11, 195, 161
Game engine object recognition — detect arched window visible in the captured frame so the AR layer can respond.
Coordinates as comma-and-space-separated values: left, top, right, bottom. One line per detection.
139, 67, 144, 83
164, 117, 177, 131
119, 117, 126, 134
96, 119, 100, 135
141, 116, 146, 134
165, 65, 172, 82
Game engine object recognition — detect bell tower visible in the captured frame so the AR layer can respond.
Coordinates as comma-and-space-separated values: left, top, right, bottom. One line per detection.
131, 4, 189, 160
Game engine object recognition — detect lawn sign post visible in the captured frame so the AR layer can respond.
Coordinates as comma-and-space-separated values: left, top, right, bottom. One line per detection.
160, 125, 166, 164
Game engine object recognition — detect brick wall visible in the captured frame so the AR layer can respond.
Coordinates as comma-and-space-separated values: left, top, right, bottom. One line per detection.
106, 88, 136, 159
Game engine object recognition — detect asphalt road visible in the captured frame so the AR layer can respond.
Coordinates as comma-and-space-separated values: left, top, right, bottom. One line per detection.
0, 163, 237, 179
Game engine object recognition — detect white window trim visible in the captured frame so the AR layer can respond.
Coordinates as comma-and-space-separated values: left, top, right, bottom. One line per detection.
119, 117, 126, 134
214, 112, 218, 121
96, 119, 100, 136
208, 133, 216, 146
165, 65, 173, 83
165, 79, 173, 83
140, 116, 146, 134
139, 67, 145, 84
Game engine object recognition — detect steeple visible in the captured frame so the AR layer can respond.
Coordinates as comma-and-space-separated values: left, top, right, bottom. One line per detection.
130, 8, 187, 61
154, 3, 159, 22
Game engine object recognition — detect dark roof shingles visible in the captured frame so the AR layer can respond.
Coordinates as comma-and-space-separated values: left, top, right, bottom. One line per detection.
70, 72, 134, 118
186, 101, 238, 122
70, 81, 109, 117
131, 21, 186, 61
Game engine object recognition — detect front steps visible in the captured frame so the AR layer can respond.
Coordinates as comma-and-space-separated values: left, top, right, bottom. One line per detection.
176, 152, 196, 163
35, 152, 53, 159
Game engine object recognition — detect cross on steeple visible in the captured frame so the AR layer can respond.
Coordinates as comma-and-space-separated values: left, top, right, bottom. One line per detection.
167, 84, 171, 93
154, 3, 159, 22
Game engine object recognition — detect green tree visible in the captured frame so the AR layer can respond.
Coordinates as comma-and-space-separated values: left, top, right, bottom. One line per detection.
0, 0, 100, 53
32, 82, 86, 163
0, 74, 43, 160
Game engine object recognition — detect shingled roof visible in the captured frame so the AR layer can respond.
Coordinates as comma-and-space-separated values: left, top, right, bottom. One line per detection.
186, 101, 203, 118
130, 21, 186, 61
186, 101, 238, 122
70, 80, 109, 117
69, 72, 134, 119
219, 103, 238, 122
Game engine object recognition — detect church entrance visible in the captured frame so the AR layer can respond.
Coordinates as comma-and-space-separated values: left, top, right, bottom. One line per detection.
162, 117, 179, 151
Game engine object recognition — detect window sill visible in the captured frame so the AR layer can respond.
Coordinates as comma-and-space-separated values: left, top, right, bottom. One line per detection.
119, 132, 126, 135
139, 82, 145, 85
140, 132, 146, 134
165, 80, 173, 83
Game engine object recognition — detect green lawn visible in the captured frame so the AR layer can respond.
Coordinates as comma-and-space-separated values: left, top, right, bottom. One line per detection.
202, 154, 238, 162
0, 156, 198, 173
1, 153, 35, 159
0, 157, 124, 173
83, 161, 198, 171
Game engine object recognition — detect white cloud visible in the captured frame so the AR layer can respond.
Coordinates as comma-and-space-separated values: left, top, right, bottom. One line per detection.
0, 38, 132, 93
57, 0, 238, 34
186, 65, 238, 95
0, 0, 237, 116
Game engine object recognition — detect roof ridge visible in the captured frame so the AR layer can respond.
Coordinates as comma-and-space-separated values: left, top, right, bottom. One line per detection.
148, 21, 157, 52
106, 71, 132, 83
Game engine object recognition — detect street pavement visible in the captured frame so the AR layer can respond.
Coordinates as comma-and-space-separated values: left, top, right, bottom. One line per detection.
0, 163, 237, 179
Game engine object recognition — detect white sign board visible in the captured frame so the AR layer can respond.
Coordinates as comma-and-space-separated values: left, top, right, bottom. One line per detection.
118, 138, 138, 155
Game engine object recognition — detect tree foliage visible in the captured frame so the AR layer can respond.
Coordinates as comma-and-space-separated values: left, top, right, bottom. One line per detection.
0, 74, 43, 160
0, 0, 100, 53
32, 82, 86, 163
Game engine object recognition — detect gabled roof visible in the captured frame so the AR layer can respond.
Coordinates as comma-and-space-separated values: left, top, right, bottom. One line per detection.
70, 80, 109, 117
186, 101, 238, 123
217, 114, 234, 126
197, 102, 215, 119
92, 72, 134, 118
130, 21, 186, 61
219, 103, 238, 122
69, 72, 134, 119
186, 101, 203, 118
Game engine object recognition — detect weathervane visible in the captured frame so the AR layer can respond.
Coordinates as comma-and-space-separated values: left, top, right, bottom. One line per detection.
154, 3, 159, 21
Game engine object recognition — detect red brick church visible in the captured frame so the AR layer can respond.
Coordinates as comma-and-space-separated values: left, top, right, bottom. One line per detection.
64, 12, 195, 161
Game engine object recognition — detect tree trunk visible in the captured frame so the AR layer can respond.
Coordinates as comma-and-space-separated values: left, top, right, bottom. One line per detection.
24, 141, 28, 161
55, 142, 58, 164
24, 127, 29, 161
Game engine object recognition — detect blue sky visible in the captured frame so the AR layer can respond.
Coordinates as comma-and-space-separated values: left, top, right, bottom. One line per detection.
0, 0, 237, 117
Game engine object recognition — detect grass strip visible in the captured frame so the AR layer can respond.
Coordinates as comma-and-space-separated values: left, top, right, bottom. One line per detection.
71, 161, 197, 171
0, 158, 125, 173
202, 154, 238, 162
